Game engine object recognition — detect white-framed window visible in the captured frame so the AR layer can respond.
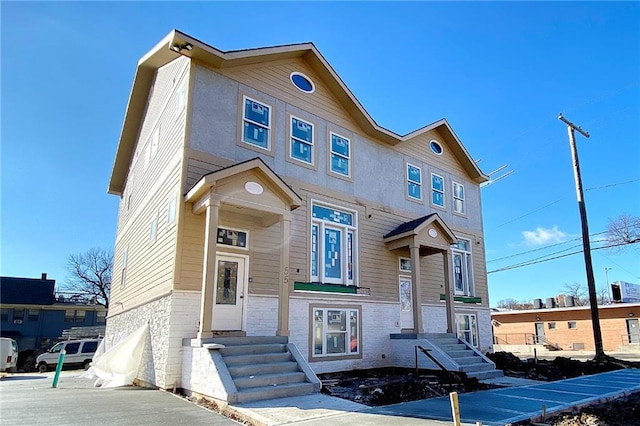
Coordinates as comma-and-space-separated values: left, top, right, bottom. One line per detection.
149, 216, 158, 241
167, 197, 177, 224
97, 311, 106, 324
431, 173, 445, 207
310, 202, 357, 285
452, 239, 474, 296
290, 116, 314, 164
399, 257, 412, 273
242, 96, 271, 150
120, 249, 128, 290
406, 163, 422, 201
151, 125, 160, 157
216, 227, 249, 250
312, 307, 360, 358
329, 132, 350, 177
456, 313, 478, 347
453, 182, 465, 214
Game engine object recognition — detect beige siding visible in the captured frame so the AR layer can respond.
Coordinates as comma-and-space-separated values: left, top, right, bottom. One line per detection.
218, 58, 359, 133
395, 129, 467, 177
111, 57, 190, 311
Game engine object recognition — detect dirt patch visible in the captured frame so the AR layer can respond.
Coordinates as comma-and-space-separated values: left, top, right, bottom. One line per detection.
318, 367, 496, 406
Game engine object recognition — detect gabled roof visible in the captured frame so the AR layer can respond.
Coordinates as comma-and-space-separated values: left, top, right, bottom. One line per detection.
383, 213, 457, 244
108, 29, 488, 195
184, 157, 302, 209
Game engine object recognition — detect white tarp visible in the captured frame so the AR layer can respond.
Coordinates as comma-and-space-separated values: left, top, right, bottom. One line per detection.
84, 323, 149, 388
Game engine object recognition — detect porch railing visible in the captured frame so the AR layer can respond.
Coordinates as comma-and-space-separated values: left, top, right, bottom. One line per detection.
494, 333, 560, 349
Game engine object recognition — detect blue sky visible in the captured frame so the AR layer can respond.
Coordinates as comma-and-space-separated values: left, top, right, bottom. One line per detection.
2, 2, 638, 306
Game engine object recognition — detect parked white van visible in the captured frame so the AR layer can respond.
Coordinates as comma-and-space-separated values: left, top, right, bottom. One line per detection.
35, 339, 101, 372
0, 338, 19, 372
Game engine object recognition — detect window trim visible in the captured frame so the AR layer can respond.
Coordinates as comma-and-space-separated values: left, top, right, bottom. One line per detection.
406, 162, 423, 202
216, 226, 250, 251
399, 257, 412, 273
239, 94, 272, 153
431, 172, 446, 209
452, 238, 474, 297
149, 215, 158, 242
309, 304, 362, 362
328, 131, 352, 180
310, 200, 358, 286
430, 139, 444, 155
286, 114, 316, 169
167, 196, 177, 225
290, 72, 316, 94
452, 181, 466, 215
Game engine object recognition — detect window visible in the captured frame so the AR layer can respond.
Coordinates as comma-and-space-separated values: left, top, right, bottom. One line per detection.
28, 309, 40, 322
453, 182, 465, 214
120, 249, 128, 290
548, 322, 556, 329
242, 96, 271, 150
399, 257, 412, 273
312, 307, 360, 358
456, 314, 478, 347
13, 309, 24, 324
290, 116, 314, 164
65, 343, 80, 354
290, 72, 315, 93
50, 342, 64, 353
430, 140, 443, 155
150, 216, 158, 241
452, 239, 474, 296
329, 132, 351, 177
431, 173, 445, 207
217, 227, 248, 249
568, 321, 577, 329
64, 310, 85, 323
310, 202, 357, 285
0, 309, 8, 322
97, 311, 106, 324
167, 197, 177, 224
82, 341, 98, 354
406, 163, 422, 201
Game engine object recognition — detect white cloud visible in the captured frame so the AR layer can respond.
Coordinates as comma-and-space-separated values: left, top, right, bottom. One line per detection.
522, 226, 567, 246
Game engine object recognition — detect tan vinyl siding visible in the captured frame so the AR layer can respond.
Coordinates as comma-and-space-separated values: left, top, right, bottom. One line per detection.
111, 57, 190, 310
396, 129, 467, 177
217, 58, 360, 135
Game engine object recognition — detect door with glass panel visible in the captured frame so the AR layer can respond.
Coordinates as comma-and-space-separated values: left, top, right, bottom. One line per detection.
212, 255, 247, 330
399, 276, 414, 329
456, 314, 478, 347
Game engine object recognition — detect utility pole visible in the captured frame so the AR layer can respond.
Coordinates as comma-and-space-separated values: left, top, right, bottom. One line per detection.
558, 113, 604, 359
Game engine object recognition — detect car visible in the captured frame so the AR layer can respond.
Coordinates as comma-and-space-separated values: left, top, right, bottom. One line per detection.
35, 339, 101, 372
0, 337, 19, 372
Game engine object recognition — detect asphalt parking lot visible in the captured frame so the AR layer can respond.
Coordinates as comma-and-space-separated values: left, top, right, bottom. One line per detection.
0, 371, 238, 425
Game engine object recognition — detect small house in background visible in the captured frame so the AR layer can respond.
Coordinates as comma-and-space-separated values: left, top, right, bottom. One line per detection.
0, 274, 107, 370
492, 302, 640, 353
105, 29, 500, 404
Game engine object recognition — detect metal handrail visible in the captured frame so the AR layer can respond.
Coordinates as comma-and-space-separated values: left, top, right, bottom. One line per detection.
415, 345, 448, 373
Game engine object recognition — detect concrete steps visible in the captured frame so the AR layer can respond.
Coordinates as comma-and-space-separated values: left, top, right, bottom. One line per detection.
424, 333, 503, 380
212, 336, 317, 403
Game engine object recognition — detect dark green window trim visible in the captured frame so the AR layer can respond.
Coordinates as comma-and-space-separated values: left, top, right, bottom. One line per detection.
439, 294, 482, 304
294, 281, 370, 295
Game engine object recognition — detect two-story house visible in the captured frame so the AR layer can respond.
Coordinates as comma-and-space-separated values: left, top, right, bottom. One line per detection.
106, 30, 499, 403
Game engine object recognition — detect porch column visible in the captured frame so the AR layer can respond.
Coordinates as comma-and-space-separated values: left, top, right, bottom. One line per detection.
277, 213, 292, 337
410, 244, 424, 334
443, 250, 456, 334
197, 194, 220, 339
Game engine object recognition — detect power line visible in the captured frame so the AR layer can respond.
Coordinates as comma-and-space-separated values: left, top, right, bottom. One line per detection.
487, 241, 638, 274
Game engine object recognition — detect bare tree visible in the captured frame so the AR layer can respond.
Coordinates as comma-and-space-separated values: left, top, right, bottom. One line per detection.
496, 298, 534, 310
562, 282, 588, 306
606, 214, 640, 251
65, 247, 113, 308
596, 286, 611, 306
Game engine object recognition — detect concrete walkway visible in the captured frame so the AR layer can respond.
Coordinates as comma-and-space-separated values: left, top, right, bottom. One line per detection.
232, 369, 640, 425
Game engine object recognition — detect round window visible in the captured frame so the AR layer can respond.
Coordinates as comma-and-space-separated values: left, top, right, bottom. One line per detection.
290, 72, 315, 93
430, 140, 443, 155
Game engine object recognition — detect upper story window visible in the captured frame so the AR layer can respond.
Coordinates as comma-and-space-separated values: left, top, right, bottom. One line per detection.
430, 140, 443, 155
290, 116, 314, 165
290, 72, 315, 93
452, 239, 473, 296
167, 197, 177, 225
242, 96, 271, 150
431, 173, 445, 208
330, 132, 351, 177
310, 202, 357, 286
406, 163, 422, 201
149, 216, 158, 242
453, 182, 465, 214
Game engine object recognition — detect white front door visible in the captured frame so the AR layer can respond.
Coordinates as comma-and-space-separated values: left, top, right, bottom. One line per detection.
399, 276, 414, 329
212, 254, 247, 331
